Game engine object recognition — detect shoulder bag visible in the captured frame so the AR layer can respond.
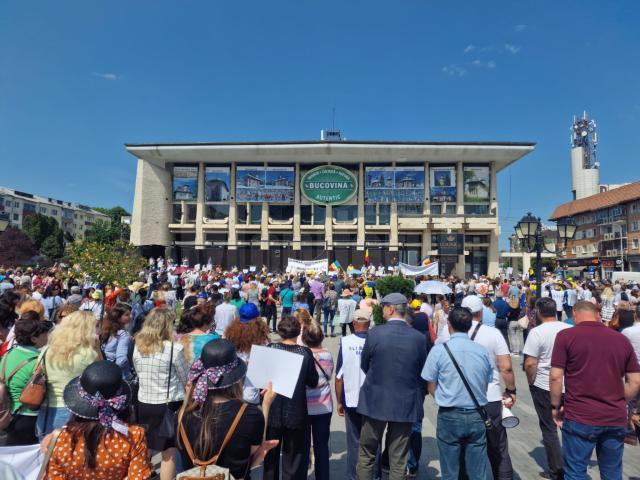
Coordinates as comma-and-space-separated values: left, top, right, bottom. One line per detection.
19, 348, 48, 410
157, 341, 176, 439
312, 354, 330, 382
443, 343, 493, 431
0, 356, 31, 430
177, 402, 248, 480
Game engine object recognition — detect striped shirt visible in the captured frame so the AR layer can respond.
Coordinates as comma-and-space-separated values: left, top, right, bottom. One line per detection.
306, 348, 334, 415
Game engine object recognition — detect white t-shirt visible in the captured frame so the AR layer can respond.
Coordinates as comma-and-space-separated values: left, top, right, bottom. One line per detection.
215, 303, 238, 336
550, 289, 564, 311
622, 324, 640, 364
522, 321, 571, 391
468, 320, 510, 402
420, 302, 434, 318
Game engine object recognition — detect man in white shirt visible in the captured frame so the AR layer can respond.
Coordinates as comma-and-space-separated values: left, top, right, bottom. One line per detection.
461, 295, 516, 480
550, 284, 565, 321
215, 292, 238, 336
622, 304, 640, 363
523, 297, 571, 480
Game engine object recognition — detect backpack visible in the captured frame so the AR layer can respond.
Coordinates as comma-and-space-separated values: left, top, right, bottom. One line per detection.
0, 355, 31, 430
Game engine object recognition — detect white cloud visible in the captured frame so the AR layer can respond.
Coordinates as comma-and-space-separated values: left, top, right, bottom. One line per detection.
471, 59, 496, 69
463, 45, 476, 54
92, 72, 121, 81
514, 24, 527, 32
442, 65, 467, 77
504, 44, 521, 54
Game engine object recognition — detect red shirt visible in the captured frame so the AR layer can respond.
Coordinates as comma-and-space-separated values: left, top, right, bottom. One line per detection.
500, 283, 510, 297
551, 321, 640, 426
267, 286, 276, 306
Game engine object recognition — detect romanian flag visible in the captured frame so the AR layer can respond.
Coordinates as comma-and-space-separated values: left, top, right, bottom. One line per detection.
420, 256, 431, 266
364, 249, 370, 266
329, 260, 342, 272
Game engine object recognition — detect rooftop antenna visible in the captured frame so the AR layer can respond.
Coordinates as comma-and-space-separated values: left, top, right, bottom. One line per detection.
332, 107, 336, 130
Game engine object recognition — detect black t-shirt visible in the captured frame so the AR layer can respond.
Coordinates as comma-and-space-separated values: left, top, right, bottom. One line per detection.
178, 400, 264, 479
183, 295, 198, 310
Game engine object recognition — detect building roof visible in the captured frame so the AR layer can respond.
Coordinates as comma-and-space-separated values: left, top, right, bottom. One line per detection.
0, 186, 109, 218
125, 139, 536, 172
550, 181, 640, 219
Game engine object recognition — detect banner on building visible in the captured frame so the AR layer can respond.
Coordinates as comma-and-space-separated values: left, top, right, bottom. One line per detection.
429, 166, 456, 203
204, 167, 231, 202
236, 166, 294, 204
286, 258, 329, 273
301, 166, 357, 205
463, 166, 490, 203
173, 166, 198, 202
365, 167, 425, 204
399, 261, 439, 276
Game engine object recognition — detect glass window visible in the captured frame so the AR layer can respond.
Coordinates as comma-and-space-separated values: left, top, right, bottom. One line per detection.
398, 204, 423, 218
379, 205, 390, 225
187, 204, 197, 223
365, 205, 376, 225
464, 204, 489, 215
237, 204, 247, 224
313, 205, 326, 225
250, 204, 262, 225
445, 204, 456, 215
269, 205, 293, 222
173, 204, 182, 223
13, 213, 19, 221
50, 209, 58, 216
431, 204, 442, 214
333, 205, 357, 223
205, 205, 229, 220
301, 205, 312, 225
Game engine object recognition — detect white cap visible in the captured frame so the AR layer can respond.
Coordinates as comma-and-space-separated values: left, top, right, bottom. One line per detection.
461, 295, 483, 313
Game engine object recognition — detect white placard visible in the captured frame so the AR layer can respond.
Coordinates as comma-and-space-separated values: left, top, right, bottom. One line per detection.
286, 258, 328, 274
246, 345, 304, 399
249, 266, 257, 272
0, 444, 43, 480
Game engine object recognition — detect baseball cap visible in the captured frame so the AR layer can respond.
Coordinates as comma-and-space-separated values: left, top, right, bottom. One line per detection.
410, 299, 422, 310
381, 292, 408, 306
461, 295, 483, 313
239, 303, 260, 323
353, 309, 372, 322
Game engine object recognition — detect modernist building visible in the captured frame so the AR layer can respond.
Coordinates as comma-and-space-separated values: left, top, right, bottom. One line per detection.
127, 138, 535, 276
0, 186, 110, 240
550, 181, 640, 278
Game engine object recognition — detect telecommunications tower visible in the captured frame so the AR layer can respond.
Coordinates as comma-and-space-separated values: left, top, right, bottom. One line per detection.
570, 111, 599, 200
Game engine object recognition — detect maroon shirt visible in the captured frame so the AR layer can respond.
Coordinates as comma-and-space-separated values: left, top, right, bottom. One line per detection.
551, 321, 640, 426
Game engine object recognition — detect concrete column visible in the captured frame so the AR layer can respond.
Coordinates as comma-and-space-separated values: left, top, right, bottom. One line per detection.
325, 205, 333, 251
195, 162, 205, 249
228, 162, 237, 250
130, 158, 172, 247
422, 228, 431, 259
390, 203, 399, 251
488, 228, 500, 277
293, 163, 301, 250
456, 161, 464, 215
455, 228, 466, 277
180, 201, 186, 225
261, 202, 269, 250
522, 252, 531, 275
357, 162, 365, 250
424, 162, 430, 216
490, 161, 498, 217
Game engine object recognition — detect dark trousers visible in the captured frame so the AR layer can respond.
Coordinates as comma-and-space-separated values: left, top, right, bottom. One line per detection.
264, 424, 308, 480
281, 306, 292, 319
342, 322, 355, 337
556, 311, 563, 321
6, 414, 37, 446
530, 385, 564, 479
495, 318, 510, 351
265, 304, 278, 331
306, 413, 332, 480
345, 408, 364, 480
357, 416, 411, 480
485, 401, 514, 480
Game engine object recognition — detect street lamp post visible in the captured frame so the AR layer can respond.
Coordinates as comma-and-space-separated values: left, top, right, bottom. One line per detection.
515, 213, 577, 299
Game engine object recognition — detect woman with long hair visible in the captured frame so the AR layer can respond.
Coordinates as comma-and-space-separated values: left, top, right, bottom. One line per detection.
41, 285, 63, 320
179, 304, 220, 366
37, 311, 100, 438
133, 308, 189, 480
294, 308, 314, 345
45, 361, 152, 479
433, 300, 451, 345
225, 303, 270, 405
52, 303, 79, 324
177, 339, 278, 479
99, 303, 133, 379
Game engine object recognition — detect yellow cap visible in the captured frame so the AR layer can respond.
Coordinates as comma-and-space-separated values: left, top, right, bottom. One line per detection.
410, 299, 422, 309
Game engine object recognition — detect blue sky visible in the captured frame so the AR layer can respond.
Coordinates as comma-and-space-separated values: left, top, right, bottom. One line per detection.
2, 1, 639, 249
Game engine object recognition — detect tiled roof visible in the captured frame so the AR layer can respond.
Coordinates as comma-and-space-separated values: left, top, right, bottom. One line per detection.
550, 181, 640, 219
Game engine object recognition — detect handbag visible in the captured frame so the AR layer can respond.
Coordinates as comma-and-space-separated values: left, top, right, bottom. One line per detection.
36, 428, 62, 480
517, 312, 530, 330
157, 341, 176, 439
19, 349, 47, 410
176, 402, 247, 480
443, 343, 493, 431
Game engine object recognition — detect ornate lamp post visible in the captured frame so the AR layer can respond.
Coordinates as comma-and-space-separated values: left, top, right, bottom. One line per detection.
515, 213, 577, 299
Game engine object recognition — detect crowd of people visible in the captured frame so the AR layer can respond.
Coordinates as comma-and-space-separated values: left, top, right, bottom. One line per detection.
0, 260, 640, 480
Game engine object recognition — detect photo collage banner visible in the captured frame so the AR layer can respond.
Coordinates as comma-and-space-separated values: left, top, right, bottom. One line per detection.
364, 167, 425, 204
429, 166, 456, 203
172, 166, 198, 202
236, 166, 295, 204
463, 166, 490, 203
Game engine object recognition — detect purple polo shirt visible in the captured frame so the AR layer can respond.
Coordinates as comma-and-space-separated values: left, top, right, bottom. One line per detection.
309, 280, 324, 301
551, 321, 640, 427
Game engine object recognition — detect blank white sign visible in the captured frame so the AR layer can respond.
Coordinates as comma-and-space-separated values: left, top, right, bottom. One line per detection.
246, 345, 304, 399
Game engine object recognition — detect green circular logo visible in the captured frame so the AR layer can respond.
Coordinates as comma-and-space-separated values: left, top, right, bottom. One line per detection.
301, 165, 357, 205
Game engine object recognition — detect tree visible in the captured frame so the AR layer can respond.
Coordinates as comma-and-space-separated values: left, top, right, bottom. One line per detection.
0, 227, 37, 265
372, 275, 416, 325
41, 235, 65, 261
22, 214, 62, 250
66, 240, 146, 287
86, 206, 131, 244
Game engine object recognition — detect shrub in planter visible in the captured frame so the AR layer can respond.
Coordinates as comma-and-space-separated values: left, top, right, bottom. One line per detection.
373, 275, 415, 325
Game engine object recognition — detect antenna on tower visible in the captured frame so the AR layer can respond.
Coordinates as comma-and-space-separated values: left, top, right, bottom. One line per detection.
571, 111, 598, 169
332, 107, 336, 130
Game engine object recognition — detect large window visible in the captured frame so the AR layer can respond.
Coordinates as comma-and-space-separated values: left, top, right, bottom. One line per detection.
187, 204, 197, 223
365, 205, 376, 225
379, 205, 391, 225
205, 205, 229, 220
333, 205, 357, 223
301, 205, 326, 225
269, 205, 294, 222
464, 204, 490, 215
398, 204, 423, 218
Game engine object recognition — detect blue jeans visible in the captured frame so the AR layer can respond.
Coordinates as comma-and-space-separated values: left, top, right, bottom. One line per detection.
437, 408, 488, 480
562, 419, 626, 480
37, 406, 71, 439
305, 412, 332, 480
323, 308, 335, 335
407, 420, 422, 471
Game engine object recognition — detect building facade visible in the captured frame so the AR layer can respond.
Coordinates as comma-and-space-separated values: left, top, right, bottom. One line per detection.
0, 186, 110, 240
550, 181, 640, 278
127, 140, 534, 276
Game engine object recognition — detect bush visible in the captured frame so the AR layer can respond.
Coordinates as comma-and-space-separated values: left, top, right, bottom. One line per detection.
373, 275, 415, 325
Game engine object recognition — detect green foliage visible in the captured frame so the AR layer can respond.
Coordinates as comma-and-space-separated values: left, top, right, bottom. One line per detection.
0, 227, 37, 265
22, 214, 62, 250
41, 235, 64, 260
86, 206, 130, 244
373, 275, 415, 325
66, 240, 146, 287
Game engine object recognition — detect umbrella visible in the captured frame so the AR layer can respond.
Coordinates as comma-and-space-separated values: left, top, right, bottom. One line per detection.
172, 266, 188, 275
414, 281, 452, 295
348, 269, 362, 276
